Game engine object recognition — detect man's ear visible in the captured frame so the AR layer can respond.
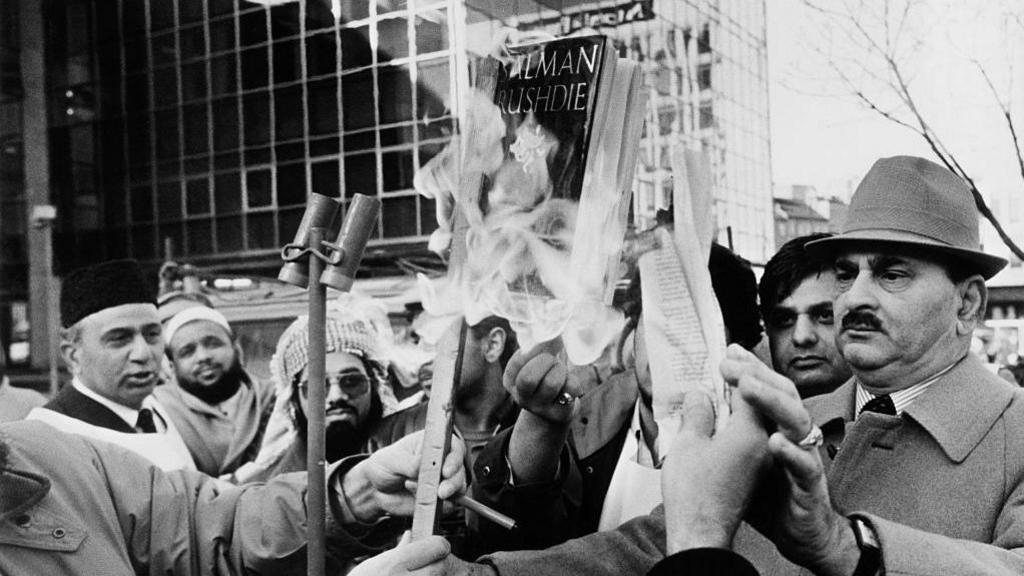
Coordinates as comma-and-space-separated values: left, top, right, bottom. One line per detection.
956, 275, 987, 336
60, 337, 81, 375
483, 327, 507, 364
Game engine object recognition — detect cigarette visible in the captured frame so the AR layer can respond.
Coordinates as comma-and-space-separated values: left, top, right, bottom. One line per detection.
454, 494, 517, 531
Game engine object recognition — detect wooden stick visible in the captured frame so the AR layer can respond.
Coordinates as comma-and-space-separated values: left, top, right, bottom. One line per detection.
306, 227, 328, 576
410, 320, 467, 540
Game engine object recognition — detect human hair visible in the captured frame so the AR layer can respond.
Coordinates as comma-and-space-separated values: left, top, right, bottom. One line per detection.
619, 240, 763, 351
469, 315, 519, 370
758, 232, 835, 325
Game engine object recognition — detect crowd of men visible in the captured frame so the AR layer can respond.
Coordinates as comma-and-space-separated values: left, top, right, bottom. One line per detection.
1, 154, 1023, 575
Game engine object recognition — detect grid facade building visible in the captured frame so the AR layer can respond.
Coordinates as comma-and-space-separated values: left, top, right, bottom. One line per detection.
2, 0, 772, 367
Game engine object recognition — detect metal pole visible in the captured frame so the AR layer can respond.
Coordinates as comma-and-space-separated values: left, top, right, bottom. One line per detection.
306, 227, 328, 576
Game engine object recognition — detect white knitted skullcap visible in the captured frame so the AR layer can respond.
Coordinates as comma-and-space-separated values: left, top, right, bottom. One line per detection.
163, 306, 232, 345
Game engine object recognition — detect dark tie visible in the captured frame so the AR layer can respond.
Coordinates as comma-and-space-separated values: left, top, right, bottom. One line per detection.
136, 408, 157, 433
860, 394, 896, 416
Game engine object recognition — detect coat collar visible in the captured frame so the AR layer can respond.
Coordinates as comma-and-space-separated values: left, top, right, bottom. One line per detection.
902, 354, 1016, 463
0, 468, 50, 520
806, 355, 1017, 464
572, 370, 639, 460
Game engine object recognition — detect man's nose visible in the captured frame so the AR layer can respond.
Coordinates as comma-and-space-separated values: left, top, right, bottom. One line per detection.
837, 270, 876, 311
792, 315, 818, 347
129, 333, 156, 362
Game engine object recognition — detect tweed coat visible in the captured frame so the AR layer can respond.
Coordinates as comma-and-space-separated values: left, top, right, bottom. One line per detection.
481, 354, 1024, 576
0, 421, 396, 575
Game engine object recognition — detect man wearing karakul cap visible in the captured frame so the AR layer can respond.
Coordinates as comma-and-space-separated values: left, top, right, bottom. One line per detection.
27, 259, 196, 471
422, 156, 1024, 576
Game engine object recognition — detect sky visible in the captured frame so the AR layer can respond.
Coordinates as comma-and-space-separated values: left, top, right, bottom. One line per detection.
764, 0, 1023, 264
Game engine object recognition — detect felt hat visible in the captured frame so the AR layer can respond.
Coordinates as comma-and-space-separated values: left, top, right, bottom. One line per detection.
60, 259, 156, 328
805, 156, 1008, 279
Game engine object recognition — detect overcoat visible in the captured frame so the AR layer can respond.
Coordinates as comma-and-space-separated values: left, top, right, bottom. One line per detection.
481, 354, 1024, 576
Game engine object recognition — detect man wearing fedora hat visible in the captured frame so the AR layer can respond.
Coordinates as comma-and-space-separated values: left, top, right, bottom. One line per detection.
422, 156, 1024, 576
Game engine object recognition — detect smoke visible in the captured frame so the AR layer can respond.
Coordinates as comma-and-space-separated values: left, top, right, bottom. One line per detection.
414, 86, 625, 365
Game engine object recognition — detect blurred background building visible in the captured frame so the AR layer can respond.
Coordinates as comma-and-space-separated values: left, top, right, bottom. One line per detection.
0, 0, 773, 379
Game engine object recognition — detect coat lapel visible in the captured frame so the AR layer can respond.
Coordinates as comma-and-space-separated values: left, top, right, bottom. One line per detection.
43, 384, 136, 434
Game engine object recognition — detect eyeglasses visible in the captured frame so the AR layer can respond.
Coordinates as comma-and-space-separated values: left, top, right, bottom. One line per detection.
298, 373, 371, 398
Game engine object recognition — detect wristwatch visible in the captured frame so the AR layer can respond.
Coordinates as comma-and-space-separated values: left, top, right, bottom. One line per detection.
850, 516, 882, 576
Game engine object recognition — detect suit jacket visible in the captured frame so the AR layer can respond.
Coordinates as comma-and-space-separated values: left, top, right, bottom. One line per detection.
472, 370, 637, 552
153, 372, 274, 477
482, 354, 1024, 576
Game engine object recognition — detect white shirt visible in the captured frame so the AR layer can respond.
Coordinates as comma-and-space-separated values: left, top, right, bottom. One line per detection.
70, 377, 168, 432
855, 362, 957, 417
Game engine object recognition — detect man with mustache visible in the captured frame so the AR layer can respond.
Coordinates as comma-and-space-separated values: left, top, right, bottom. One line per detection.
28, 259, 196, 470
155, 305, 274, 477
402, 156, 1024, 576
759, 232, 852, 398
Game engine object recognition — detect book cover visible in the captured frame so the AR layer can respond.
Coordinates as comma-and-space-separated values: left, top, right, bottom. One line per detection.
480, 34, 610, 214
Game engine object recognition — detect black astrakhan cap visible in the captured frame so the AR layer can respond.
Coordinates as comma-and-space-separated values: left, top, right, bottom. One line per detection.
60, 259, 156, 328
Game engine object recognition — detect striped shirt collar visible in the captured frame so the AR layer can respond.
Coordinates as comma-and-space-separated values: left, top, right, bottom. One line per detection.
855, 362, 958, 417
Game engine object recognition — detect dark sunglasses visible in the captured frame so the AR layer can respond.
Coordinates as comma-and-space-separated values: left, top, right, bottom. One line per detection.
298, 372, 371, 398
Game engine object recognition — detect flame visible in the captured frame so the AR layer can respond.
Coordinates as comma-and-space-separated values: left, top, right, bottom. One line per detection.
414, 87, 624, 365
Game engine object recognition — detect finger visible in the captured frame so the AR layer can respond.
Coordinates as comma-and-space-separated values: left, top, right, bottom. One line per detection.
767, 431, 825, 493
399, 536, 451, 571
678, 391, 715, 439
737, 374, 812, 442
437, 467, 467, 500
502, 339, 563, 393
513, 354, 566, 401
524, 359, 570, 405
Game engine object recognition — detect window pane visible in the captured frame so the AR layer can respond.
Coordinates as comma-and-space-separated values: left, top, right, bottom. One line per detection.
187, 217, 213, 254
381, 149, 413, 191
340, 26, 372, 71
273, 40, 301, 84
241, 47, 269, 90
186, 178, 210, 215
181, 2, 204, 25
183, 103, 208, 155
344, 153, 376, 197
311, 159, 339, 198
306, 33, 337, 77
214, 172, 242, 214
381, 196, 417, 238
420, 195, 437, 234
270, 3, 300, 41
150, 1, 175, 32
278, 208, 303, 246
152, 32, 176, 67
153, 66, 179, 108
213, 98, 239, 150
415, 9, 448, 54
180, 25, 207, 60
158, 182, 181, 220
274, 85, 303, 141
417, 58, 448, 120
132, 225, 156, 258
247, 211, 277, 249
243, 91, 270, 145
209, 0, 235, 18
154, 110, 180, 159
209, 18, 236, 52
306, 0, 334, 31
210, 53, 237, 95
377, 66, 412, 124
276, 162, 306, 206
240, 10, 268, 47
131, 185, 153, 221
342, 71, 374, 131
182, 61, 207, 101
377, 17, 408, 62
307, 77, 338, 136
246, 168, 273, 208
216, 216, 243, 252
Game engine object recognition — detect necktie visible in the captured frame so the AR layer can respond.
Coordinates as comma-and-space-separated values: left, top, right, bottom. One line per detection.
136, 408, 158, 433
860, 394, 896, 416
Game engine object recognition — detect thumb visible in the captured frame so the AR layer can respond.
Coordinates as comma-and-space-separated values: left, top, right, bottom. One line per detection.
679, 391, 715, 440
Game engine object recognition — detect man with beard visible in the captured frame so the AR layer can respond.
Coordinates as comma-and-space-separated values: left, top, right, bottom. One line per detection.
232, 306, 398, 483
28, 259, 195, 470
155, 305, 274, 477
759, 233, 852, 398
